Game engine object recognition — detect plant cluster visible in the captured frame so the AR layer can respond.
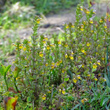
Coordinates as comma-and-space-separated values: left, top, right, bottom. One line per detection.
1, 2, 110, 110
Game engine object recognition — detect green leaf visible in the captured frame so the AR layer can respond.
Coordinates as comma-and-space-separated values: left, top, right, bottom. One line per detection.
0, 64, 5, 76
27, 97, 31, 102
5, 65, 11, 76
105, 74, 110, 87
64, 77, 69, 82
101, 98, 109, 106
71, 103, 81, 110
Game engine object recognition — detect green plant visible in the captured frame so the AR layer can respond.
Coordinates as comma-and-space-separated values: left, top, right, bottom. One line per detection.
1, 1, 110, 109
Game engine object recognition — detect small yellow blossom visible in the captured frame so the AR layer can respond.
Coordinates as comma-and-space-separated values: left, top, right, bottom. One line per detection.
86, 10, 90, 14
97, 61, 101, 66
23, 47, 26, 51
39, 52, 43, 57
80, 6, 83, 11
19, 45, 23, 49
87, 42, 90, 47
58, 40, 61, 45
77, 75, 81, 80
91, 30, 93, 33
45, 63, 48, 66
42, 94, 46, 100
94, 78, 98, 81
45, 37, 48, 41
99, 19, 103, 23
103, 78, 106, 82
41, 72, 44, 75
102, 57, 104, 60
62, 89, 66, 94
81, 49, 86, 55
51, 62, 55, 69
81, 98, 88, 104
90, 19, 93, 24
36, 19, 40, 24
65, 54, 68, 58
48, 90, 51, 93
43, 40, 46, 44
104, 25, 107, 29
66, 25, 69, 29
64, 43, 68, 47
93, 63, 97, 69
59, 89, 62, 92
62, 69, 65, 73
73, 78, 77, 83
56, 62, 60, 66
98, 73, 101, 77
71, 51, 74, 55
82, 64, 84, 68
80, 28, 84, 31
87, 74, 90, 77
47, 45, 50, 50
59, 60, 62, 63
69, 56, 74, 60
72, 25, 75, 28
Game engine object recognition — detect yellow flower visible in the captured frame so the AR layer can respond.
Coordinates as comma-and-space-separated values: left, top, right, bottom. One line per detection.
62, 69, 65, 73
23, 47, 26, 51
103, 78, 106, 82
69, 56, 74, 60
51, 62, 55, 69
98, 73, 101, 77
58, 40, 61, 45
43, 40, 46, 44
81, 49, 85, 53
94, 78, 98, 81
93, 63, 97, 69
72, 25, 75, 28
81, 98, 88, 104
59, 89, 61, 92
80, 28, 84, 31
71, 51, 74, 55
73, 78, 77, 83
90, 19, 93, 24
87, 42, 90, 47
87, 74, 90, 77
80, 6, 83, 11
41, 72, 44, 75
48, 90, 51, 93
47, 45, 50, 50
36, 19, 40, 24
45, 37, 48, 41
97, 61, 101, 66
77, 75, 81, 80
56, 62, 60, 66
82, 64, 84, 68
62, 89, 66, 94
66, 25, 69, 29
104, 25, 107, 29
91, 30, 93, 33
39, 52, 43, 57
45, 63, 48, 66
64, 43, 68, 47
99, 19, 103, 23
65, 54, 68, 58
86, 10, 90, 14
19, 44, 23, 49
59, 60, 62, 63
102, 57, 104, 60
42, 94, 46, 100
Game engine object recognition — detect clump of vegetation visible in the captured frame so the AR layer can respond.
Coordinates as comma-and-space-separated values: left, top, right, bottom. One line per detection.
1, 1, 110, 110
